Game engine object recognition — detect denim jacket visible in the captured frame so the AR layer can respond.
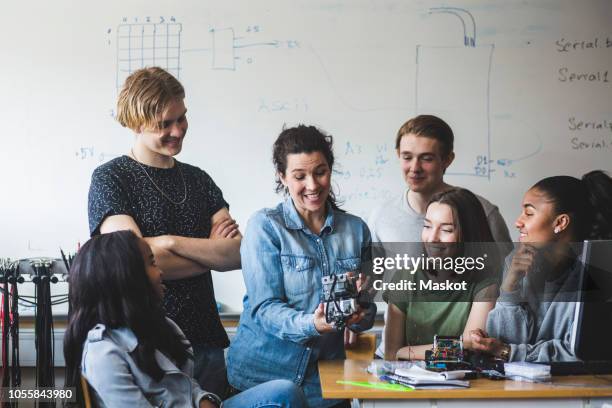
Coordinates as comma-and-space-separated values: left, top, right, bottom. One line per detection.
82, 318, 217, 408
227, 199, 376, 407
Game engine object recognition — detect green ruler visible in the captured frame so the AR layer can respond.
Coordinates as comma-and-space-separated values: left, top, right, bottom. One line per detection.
336, 380, 414, 391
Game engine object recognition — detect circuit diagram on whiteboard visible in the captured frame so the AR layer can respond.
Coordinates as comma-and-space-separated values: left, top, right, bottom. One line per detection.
415, 7, 493, 178
113, 18, 298, 80
182, 26, 299, 71
415, 7, 540, 180
115, 17, 182, 89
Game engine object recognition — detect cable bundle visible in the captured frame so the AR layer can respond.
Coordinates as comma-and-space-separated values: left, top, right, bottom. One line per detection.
31, 260, 56, 408
0, 259, 22, 408
0, 256, 70, 407
1, 263, 10, 389
10, 274, 20, 390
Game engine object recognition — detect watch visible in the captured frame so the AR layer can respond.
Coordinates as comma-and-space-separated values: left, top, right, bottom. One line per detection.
202, 393, 222, 408
499, 343, 511, 362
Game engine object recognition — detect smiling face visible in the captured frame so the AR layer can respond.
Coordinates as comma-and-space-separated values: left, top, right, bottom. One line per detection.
515, 187, 558, 243
137, 239, 165, 299
280, 151, 331, 221
136, 98, 188, 162
397, 134, 453, 194
422, 202, 461, 258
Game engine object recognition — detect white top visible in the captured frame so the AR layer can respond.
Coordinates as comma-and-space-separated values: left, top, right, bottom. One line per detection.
368, 188, 513, 246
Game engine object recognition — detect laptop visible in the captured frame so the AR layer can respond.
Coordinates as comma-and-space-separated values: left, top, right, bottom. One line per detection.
553, 240, 612, 375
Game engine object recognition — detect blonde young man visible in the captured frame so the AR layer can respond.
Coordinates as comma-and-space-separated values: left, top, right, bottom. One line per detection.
88, 67, 240, 396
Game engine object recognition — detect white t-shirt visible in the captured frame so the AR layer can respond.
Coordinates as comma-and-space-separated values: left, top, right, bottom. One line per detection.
368, 188, 512, 245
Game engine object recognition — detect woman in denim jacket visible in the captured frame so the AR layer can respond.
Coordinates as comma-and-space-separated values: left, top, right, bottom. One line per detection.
227, 125, 377, 408
64, 230, 306, 407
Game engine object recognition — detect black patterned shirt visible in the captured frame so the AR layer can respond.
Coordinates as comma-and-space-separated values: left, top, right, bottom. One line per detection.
88, 155, 229, 348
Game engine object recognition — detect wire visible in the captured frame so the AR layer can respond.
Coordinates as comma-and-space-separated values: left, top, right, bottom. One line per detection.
2, 281, 9, 392
10, 281, 20, 390
33, 265, 55, 408
51, 298, 69, 306
323, 274, 357, 331
15, 294, 68, 299
0, 257, 69, 408
18, 299, 38, 307
324, 274, 339, 324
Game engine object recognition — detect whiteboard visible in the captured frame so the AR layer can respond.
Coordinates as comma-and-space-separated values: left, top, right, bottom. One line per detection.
1, 0, 611, 312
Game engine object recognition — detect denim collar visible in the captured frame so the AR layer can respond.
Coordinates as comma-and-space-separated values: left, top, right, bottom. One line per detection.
107, 326, 138, 352
281, 198, 335, 234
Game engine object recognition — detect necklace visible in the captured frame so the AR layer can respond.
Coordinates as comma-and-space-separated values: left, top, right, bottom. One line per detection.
130, 149, 187, 205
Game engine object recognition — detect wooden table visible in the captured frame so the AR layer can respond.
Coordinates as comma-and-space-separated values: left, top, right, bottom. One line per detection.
319, 360, 612, 407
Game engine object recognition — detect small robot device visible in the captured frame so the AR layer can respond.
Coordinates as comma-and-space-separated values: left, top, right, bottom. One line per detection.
425, 335, 465, 370
321, 273, 358, 330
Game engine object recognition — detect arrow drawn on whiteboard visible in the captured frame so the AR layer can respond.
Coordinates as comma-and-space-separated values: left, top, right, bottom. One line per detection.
183, 41, 280, 52
234, 40, 280, 48
429, 7, 476, 47
496, 137, 543, 167
182, 28, 290, 71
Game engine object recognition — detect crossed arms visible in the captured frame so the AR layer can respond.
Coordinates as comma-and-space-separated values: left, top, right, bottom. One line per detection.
100, 207, 241, 280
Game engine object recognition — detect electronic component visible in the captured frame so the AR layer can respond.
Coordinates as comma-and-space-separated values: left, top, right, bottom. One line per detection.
322, 273, 358, 331
425, 335, 465, 370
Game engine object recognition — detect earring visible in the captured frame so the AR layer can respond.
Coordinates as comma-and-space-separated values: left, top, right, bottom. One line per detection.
554, 227, 560, 234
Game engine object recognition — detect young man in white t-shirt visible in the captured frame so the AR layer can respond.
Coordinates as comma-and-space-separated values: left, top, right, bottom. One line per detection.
368, 114, 513, 357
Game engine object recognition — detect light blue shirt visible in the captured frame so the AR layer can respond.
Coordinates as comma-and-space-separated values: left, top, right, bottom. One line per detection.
227, 199, 376, 408
82, 319, 217, 407
487, 252, 580, 362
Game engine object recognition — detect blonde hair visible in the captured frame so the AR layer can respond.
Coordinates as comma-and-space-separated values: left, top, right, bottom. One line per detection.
116, 67, 185, 131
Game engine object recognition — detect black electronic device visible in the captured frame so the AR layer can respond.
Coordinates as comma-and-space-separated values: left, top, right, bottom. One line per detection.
322, 273, 359, 331
571, 240, 612, 360
564, 240, 612, 374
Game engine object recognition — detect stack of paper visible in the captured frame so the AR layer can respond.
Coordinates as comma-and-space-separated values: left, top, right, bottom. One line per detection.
504, 362, 551, 382
380, 366, 470, 389
366, 360, 425, 376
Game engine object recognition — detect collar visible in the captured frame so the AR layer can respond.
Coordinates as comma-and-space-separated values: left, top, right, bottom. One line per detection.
110, 327, 184, 373
88, 320, 187, 373
87, 324, 138, 352
281, 198, 335, 234
89, 318, 184, 354
108, 326, 139, 352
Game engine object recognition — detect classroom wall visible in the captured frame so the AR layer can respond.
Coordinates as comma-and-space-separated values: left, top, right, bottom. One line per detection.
1, 0, 611, 312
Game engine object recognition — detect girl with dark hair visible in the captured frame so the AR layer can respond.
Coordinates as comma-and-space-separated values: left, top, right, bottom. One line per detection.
64, 230, 306, 408
226, 125, 376, 408
384, 188, 501, 360
470, 170, 612, 362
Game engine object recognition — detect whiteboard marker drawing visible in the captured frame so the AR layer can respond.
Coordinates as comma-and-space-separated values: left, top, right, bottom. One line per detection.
116, 22, 183, 90
415, 7, 493, 179
183, 26, 285, 71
